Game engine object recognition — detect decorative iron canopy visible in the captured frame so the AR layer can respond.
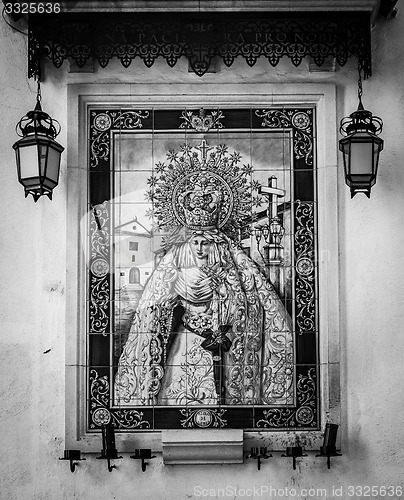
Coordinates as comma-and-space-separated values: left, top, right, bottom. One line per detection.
28, 12, 372, 78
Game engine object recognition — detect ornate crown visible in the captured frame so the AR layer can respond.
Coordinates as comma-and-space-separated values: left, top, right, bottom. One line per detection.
147, 140, 252, 240
180, 181, 222, 229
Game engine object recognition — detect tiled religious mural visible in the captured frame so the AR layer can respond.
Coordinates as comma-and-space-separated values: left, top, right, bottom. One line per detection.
87, 106, 318, 431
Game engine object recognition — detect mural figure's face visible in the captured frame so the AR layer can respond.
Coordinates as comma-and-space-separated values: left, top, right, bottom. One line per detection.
190, 235, 211, 260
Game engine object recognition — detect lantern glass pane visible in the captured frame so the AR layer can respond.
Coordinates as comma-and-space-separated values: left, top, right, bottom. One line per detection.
46, 145, 61, 183
373, 142, 382, 171
39, 144, 48, 176
19, 144, 39, 179
350, 141, 373, 175
341, 147, 349, 174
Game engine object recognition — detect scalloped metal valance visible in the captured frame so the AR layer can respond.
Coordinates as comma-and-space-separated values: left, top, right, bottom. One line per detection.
28, 12, 372, 78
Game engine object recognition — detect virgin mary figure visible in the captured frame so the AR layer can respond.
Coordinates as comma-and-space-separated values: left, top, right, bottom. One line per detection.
114, 141, 294, 406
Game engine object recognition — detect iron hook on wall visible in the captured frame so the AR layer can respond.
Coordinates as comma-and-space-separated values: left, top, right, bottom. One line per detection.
281, 447, 308, 470
130, 449, 156, 472
59, 450, 86, 473
96, 423, 123, 472
246, 446, 272, 470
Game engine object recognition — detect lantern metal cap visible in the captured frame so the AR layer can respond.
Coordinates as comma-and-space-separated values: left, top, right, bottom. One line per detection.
15, 97, 61, 139
340, 99, 383, 137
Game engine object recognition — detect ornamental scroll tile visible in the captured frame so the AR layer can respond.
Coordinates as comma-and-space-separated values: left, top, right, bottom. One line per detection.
90, 202, 109, 259
294, 201, 316, 334
89, 202, 110, 334
89, 277, 110, 334
255, 109, 313, 165
28, 13, 372, 79
89, 370, 151, 430
90, 110, 150, 168
256, 368, 317, 428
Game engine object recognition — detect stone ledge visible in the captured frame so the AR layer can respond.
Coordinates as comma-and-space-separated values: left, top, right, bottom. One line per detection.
60, 1, 381, 23
162, 429, 244, 464
61, 1, 379, 14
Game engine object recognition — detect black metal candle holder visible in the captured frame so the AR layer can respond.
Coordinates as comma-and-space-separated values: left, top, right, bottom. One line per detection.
316, 423, 342, 469
96, 424, 123, 472
246, 446, 272, 470
316, 446, 342, 469
130, 449, 156, 472
59, 450, 86, 473
281, 446, 307, 470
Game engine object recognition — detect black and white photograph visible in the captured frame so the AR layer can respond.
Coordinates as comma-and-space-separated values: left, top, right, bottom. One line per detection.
0, 1, 403, 498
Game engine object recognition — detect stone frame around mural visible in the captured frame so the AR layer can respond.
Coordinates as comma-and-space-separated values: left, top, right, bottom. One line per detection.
65, 84, 340, 452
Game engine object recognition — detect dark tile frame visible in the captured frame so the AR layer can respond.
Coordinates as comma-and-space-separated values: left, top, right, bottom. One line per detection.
87, 106, 319, 431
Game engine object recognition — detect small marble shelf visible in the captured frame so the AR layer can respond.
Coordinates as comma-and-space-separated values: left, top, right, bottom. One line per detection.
162, 429, 243, 465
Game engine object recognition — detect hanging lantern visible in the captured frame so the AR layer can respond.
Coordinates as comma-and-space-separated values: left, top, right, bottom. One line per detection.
262, 224, 270, 244
12, 82, 64, 202
269, 216, 285, 247
339, 66, 383, 198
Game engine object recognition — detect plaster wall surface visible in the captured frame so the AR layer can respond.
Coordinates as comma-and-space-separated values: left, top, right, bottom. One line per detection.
0, 10, 403, 500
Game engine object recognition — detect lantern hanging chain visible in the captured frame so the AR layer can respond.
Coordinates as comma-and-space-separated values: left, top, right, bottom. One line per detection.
357, 61, 363, 107
37, 79, 42, 103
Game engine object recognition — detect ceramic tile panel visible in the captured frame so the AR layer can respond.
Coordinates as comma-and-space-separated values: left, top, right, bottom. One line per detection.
87, 106, 318, 431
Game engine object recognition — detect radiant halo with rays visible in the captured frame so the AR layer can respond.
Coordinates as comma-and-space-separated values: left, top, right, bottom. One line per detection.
145, 140, 253, 241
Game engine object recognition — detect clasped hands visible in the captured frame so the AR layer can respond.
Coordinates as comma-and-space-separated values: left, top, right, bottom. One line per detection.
198, 263, 227, 289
